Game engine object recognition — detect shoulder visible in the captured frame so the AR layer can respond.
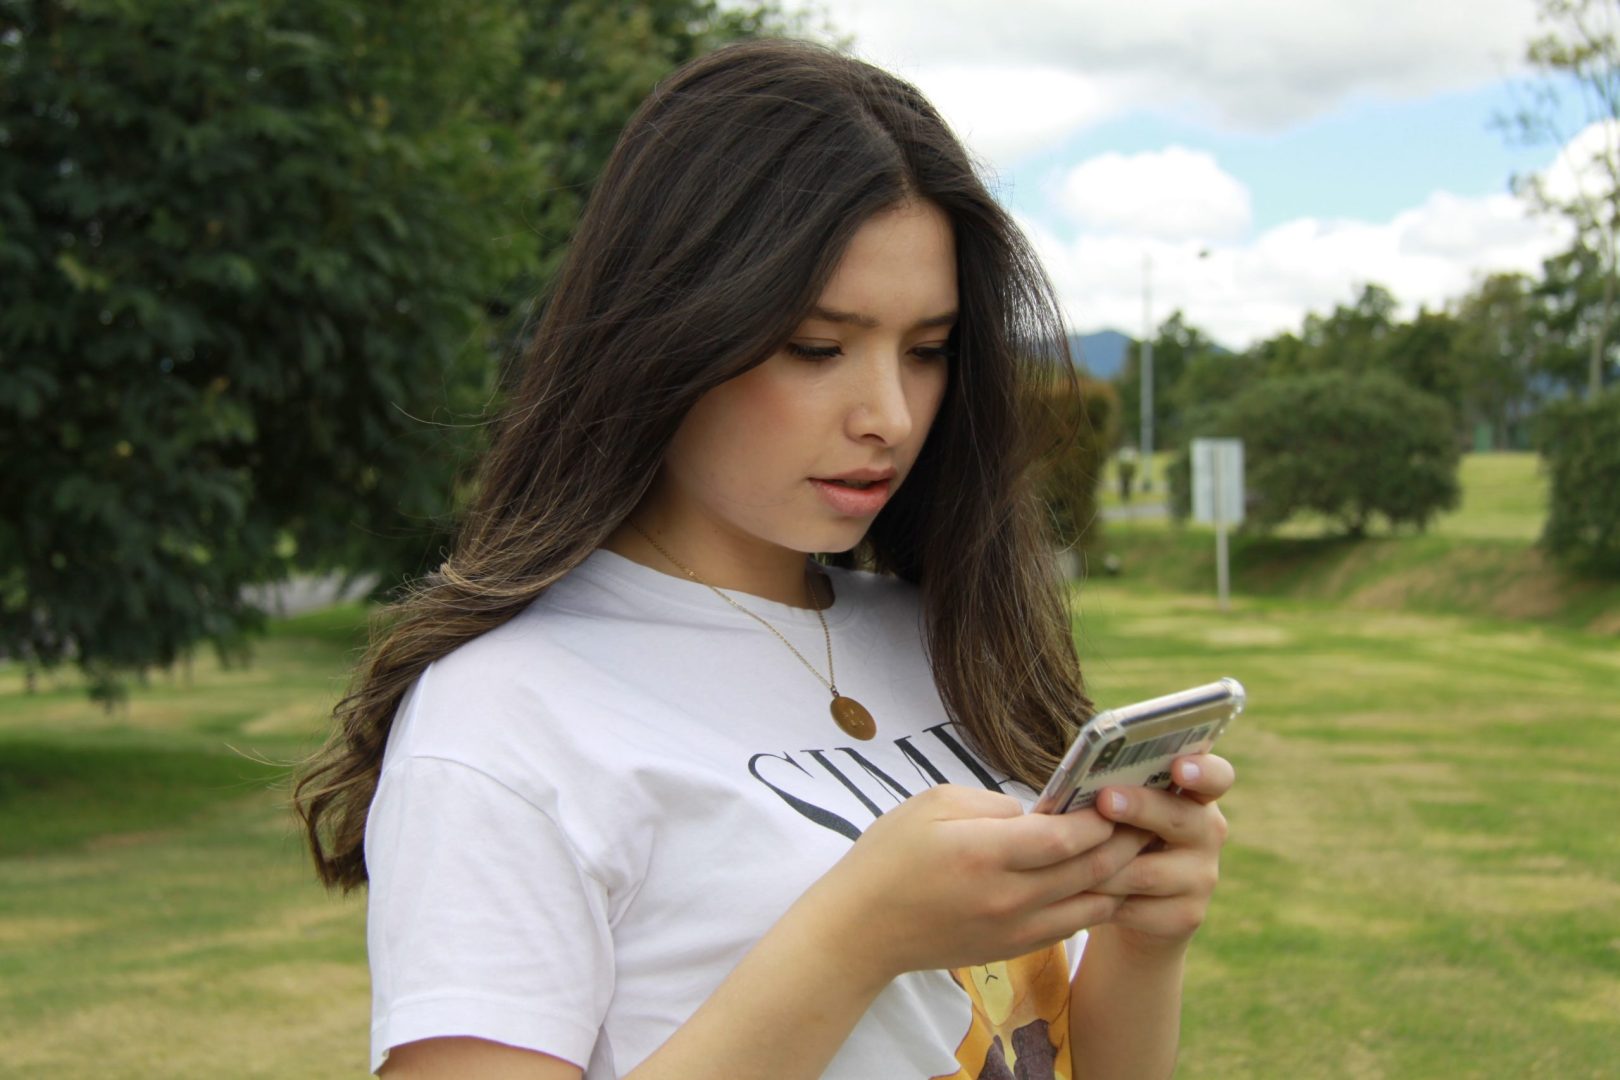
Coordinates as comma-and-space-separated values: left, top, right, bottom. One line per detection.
377, 591, 599, 778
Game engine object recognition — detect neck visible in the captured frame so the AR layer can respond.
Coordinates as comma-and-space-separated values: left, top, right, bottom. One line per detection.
604, 517, 822, 609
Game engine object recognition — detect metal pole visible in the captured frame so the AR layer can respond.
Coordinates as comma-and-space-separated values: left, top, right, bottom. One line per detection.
1214, 446, 1230, 612
1140, 252, 1154, 491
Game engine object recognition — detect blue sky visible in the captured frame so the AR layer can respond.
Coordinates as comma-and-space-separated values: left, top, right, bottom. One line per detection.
1002, 81, 1579, 232
793, 0, 1589, 346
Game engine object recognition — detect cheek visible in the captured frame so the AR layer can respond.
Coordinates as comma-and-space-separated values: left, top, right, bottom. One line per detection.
669, 375, 809, 483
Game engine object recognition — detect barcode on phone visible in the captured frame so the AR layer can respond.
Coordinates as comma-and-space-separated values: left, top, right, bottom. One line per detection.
1103, 724, 1213, 773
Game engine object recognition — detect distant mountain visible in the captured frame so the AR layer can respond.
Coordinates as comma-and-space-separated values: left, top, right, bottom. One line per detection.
1064, 329, 1231, 379
1068, 330, 1132, 380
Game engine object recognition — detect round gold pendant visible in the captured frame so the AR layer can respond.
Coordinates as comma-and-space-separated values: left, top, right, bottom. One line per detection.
830, 695, 876, 741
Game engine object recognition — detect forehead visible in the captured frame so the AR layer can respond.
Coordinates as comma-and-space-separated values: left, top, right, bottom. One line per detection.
813, 200, 957, 319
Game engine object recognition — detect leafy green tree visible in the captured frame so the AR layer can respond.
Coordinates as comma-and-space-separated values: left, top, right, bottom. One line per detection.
1299, 283, 1398, 376
1115, 310, 1220, 450
1450, 272, 1546, 449
1501, 0, 1620, 397
1246, 329, 1309, 378
1170, 347, 1265, 437
0, 0, 778, 697
486, 0, 801, 305
1533, 237, 1620, 394
1535, 388, 1620, 572
1168, 371, 1462, 537
1379, 307, 1466, 435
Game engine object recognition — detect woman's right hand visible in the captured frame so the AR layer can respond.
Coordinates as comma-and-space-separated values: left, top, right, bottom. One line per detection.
807, 783, 1153, 981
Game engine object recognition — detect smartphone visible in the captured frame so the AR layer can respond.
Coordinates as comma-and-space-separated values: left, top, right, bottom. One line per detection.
1031, 677, 1245, 815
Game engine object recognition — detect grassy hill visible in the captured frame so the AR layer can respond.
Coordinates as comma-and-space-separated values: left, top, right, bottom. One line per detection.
1090, 452, 1620, 634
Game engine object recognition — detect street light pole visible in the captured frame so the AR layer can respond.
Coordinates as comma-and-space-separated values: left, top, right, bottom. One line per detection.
1139, 252, 1154, 492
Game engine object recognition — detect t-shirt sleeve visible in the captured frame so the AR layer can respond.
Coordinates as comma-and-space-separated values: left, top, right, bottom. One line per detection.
365, 754, 613, 1075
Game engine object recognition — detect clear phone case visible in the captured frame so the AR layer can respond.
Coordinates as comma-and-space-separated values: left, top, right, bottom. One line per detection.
1032, 677, 1245, 815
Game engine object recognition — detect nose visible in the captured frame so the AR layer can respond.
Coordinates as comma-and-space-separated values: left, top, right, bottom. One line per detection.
846, 350, 916, 446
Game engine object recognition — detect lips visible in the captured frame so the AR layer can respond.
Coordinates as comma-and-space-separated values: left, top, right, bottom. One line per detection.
810, 471, 896, 516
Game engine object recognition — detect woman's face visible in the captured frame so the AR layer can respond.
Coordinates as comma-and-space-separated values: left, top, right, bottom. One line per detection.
650, 198, 956, 568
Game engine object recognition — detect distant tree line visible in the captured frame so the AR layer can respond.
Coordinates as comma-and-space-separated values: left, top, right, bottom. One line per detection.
1107, 1, 1620, 575
1113, 254, 1617, 568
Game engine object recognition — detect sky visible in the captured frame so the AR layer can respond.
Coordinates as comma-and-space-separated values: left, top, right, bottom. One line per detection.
776, 0, 1604, 348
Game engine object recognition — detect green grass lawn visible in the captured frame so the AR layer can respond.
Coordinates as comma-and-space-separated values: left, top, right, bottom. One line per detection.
1431, 452, 1548, 541
1098, 451, 1549, 543
0, 607, 372, 1079
1070, 579, 1620, 1079
3, 584, 1617, 1076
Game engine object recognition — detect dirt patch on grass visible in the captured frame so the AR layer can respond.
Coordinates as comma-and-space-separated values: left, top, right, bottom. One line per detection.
1200, 624, 1294, 648
0, 915, 101, 948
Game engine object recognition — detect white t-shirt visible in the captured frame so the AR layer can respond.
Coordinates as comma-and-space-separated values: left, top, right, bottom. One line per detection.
366, 548, 1084, 1078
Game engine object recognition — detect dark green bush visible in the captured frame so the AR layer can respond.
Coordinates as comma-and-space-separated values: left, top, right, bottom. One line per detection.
1535, 389, 1620, 575
1169, 370, 1461, 536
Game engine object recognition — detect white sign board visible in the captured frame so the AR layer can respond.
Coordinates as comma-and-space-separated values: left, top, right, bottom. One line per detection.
1192, 438, 1245, 526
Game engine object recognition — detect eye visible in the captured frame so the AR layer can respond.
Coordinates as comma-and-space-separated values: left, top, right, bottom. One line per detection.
913, 343, 954, 362
785, 342, 841, 360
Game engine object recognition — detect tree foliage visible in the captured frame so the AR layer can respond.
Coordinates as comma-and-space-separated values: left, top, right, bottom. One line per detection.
0, 0, 778, 696
1168, 371, 1462, 538
1115, 310, 1220, 451
1035, 375, 1118, 551
1535, 388, 1620, 572
1502, 0, 1620, 397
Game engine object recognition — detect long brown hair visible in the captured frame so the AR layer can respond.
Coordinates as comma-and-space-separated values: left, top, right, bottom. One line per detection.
295, 37, 1092, 890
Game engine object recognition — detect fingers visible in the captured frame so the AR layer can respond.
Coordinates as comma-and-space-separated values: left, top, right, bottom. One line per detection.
1021, 823, 1153, 905
1021, 889, 1126, 949
1096, 784, 1229, 850
1170, 753, 1236, 805
1087, 849, 1218, 898
990, 808, 1117, 871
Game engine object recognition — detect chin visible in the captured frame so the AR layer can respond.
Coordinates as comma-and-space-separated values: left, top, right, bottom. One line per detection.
779, 521, 870, 556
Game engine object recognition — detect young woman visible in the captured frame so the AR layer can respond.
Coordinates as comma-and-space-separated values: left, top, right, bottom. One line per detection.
296, 37, 1234, 1080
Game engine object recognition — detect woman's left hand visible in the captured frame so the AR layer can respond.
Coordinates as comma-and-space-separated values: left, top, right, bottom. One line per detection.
1087, 753, 1236, 951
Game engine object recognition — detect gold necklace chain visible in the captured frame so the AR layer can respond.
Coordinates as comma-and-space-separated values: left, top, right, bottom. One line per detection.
626, 522, 877, 740
630, 523, 838, 694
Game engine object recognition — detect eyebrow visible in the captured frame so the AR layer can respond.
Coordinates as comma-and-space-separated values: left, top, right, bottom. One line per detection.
808, 305, 958, 331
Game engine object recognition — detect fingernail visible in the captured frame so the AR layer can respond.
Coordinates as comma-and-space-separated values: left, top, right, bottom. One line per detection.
1181, 761, 1202, 783
1106, 791, 1127, 814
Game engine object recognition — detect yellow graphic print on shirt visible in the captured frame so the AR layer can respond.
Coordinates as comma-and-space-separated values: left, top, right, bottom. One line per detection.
933, 943, 1072, 1080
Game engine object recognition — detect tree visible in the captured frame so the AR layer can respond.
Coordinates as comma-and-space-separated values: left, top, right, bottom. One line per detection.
0, 0, 779, 698
1299, 283, 1399, 377
1168, 371, 1462, 538
1532, 236, 1620, 395
1502, 0, 1620, 397
1535, 388, 1620, 572
1114, 310, 1220, 451
1034, 375, 1119, 552
1379, 307, 1465, 436
484, 0, 802, 310
1450, 273, 1546, 449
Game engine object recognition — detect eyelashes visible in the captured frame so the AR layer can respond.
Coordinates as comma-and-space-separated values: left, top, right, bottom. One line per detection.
784, 342, 954, 362
785, 342, 841, 360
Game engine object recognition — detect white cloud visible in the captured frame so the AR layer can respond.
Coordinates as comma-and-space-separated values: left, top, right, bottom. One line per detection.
797, 0, 1540, 164
889, 63, 1116, 166
1536, 118, 1620, 210
1021, 187, 1572, 350
1053, 146, 1252, 242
